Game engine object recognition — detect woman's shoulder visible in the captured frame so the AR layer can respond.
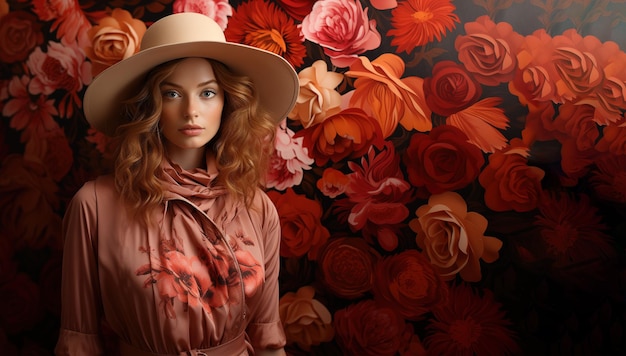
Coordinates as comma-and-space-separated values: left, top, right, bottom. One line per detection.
71, 175, 117, 203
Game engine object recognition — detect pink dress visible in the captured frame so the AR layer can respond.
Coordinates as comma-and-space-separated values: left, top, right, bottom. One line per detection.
55, 156, 286, 355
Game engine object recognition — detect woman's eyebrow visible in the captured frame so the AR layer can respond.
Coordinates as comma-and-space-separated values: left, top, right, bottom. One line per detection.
161, 79, 219, 88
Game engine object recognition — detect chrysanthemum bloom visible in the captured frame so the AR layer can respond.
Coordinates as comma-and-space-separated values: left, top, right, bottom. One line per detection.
425, 283, 519, 355
387, 0, 460, 54
409, 191, 502, 282
225, 0, 306, 69
279, 286, 334, 350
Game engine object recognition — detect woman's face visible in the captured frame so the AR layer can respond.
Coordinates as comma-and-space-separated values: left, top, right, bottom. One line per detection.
159, 58, 225, 165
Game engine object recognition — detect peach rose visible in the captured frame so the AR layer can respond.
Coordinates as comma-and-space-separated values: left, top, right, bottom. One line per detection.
317, 237, 380, 299
301, 0, 381, 67
85, 8, 146, 76
372, 250, 448, 320
478, 139, 545, 212
289, 60, 344, 128
297, 107, 385, 166
279, 286, 334, 350
403, 125, 484, 195
455, 15, 524, 86
0, 11, 43, 63
267, 188, 330, 260
346, 53, 432, 136
173, 0, 233, 30
409, 191, 503, 282
424, 60, 482, 117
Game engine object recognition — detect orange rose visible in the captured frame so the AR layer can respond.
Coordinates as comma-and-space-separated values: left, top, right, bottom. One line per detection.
372, 250, 448, 320
0, 11, 43, 63
409, 191, 503, 282
297, 108, 384, 166
267, 188, 330, 260
346, 53, 432, 136
478, 139, 545, 212
85, 8, 146, 76
279, 286, 334, 350
317, 237, 380, 299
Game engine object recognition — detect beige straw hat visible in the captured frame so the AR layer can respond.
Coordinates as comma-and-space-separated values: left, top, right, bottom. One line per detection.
83, 12, 299, 136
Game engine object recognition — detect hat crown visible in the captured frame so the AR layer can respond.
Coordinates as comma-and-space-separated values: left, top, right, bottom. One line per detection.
140, 13, 226, 51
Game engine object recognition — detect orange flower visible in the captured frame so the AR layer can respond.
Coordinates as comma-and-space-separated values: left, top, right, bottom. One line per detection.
225, 0, 306, 69
297, 108, 385, 166
387, 0, 459, 54
447, 98, 510, 153
595, 125, 626, 156
346, 53, 431, 137
85, 8, 146, 76
478, 139, 545, 212
409, 191, 502, 282
316, 167, 349, 199
318, 237, 380, 299
552, 102, 600, 152
267, 188, 330, 260
372, 250, 448, 321
289, 60, 344, 128
279, 286, 334, 350
425, 284, 519, 355
455, 15, 524, 86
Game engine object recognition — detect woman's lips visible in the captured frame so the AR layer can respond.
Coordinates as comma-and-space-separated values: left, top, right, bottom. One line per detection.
180, 126, 204, 136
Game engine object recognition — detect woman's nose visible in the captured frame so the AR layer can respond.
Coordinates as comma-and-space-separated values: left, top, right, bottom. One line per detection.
183, 98, 199, 118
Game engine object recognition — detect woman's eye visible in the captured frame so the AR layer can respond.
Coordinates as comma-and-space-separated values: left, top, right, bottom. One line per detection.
162, 90, 180, 99
201, 90, 216, 98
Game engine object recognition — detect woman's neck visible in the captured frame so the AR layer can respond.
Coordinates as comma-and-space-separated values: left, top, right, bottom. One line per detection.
166, 147, 207, 170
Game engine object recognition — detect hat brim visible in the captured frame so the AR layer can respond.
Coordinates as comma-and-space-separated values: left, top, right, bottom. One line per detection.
84, 41, 299, 136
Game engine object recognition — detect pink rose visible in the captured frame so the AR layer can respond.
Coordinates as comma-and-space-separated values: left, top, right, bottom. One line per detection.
26, 41, 91, 95
173, 0, 233, 30
266, 120, 314, 191
301, 0, 381, 67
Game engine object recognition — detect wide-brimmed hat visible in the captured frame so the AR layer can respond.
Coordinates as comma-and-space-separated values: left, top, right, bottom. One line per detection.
83, 12, 299, 136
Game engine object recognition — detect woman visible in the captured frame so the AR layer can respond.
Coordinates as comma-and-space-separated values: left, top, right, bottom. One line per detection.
55, 12, 299, 356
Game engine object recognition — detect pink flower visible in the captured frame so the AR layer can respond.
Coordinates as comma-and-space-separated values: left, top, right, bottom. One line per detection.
2, 75, 58, 142
301, 0, 381, 68
26, 41, 91, 96
31, 0, 90, 47
266, 120, 314, 191
173, 0, 233, 30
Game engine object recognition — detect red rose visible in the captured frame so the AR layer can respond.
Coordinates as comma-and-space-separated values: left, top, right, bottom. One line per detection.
317, 237, 381, 299
424, 60, 482, 116
0, 11, 43, 63
403, 125, 484, 195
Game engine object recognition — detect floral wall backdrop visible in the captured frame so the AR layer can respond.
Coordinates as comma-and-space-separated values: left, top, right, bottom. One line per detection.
0, 0, 625, 355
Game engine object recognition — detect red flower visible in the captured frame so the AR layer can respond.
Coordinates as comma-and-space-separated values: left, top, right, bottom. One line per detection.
589, 154, 626, 203
267, 188, 330, 260
388, 0, 459, 54
225, 0, 306, 69
425, 284, 519, 356
424, 60, 482, 117
403, 125, 484, 195
372, 250, 448, 320
334, 299, 413, 356
318, 237, 381, 299
274, 0, 317, 21
0, 11, 43, 63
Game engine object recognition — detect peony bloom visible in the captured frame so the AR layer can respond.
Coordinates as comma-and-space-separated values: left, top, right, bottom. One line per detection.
0, 11, 44, 63
372, 249, 448, 321
265, 120, 314, 191
279, 286, 334, 350
267, 188, 331, 260
0, 155, 62, 250
478, 138, 545, 212
425, 284, 519, 355
589, 154, 626, 203
403, 125, 484, 195
2, 75, 58, 142
84, 8, 147, 77
301, 0, 381, 68
31, 0, 91, 48
455, 15, 524, 86
387, 0, 459, 54
345, 53, 432, 137
317, 237, 381, 299
344, 142, 413, 251
173, 0, 232, 30
296, 107, 385, 166
225, 0, 306, 69
334, 299, 413, 356
289, 60, 344, 128
316, 167, 349, 198
424, 60, 482, 117
409, 191, 503, 282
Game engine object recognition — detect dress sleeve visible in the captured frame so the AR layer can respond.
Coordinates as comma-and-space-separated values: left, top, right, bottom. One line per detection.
55, 181, 105, 356
246, 194, 287, 350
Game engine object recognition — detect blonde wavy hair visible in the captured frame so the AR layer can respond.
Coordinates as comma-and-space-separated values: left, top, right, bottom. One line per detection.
112, 58, 276, 222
